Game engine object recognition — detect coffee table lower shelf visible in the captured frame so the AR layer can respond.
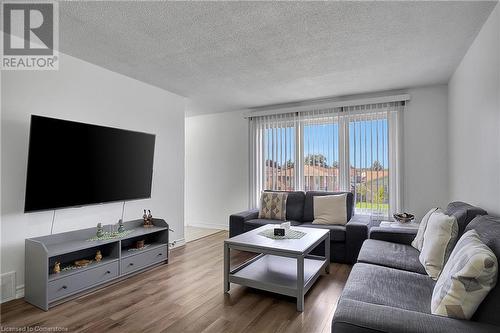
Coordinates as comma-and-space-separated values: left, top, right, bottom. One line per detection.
228, 254, 326, 307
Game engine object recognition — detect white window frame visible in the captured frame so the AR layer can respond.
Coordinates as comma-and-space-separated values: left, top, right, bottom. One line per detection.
248, 96, 407, 217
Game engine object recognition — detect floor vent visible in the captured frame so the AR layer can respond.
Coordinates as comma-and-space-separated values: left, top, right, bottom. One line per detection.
1, 271, 16, 303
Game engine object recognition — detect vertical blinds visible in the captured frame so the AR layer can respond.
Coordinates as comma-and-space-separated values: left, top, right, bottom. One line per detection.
249, 101, 404, 217
249, 113, 298, 199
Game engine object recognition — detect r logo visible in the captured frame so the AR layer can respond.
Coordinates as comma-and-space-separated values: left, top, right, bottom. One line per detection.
3, 3, 54, 55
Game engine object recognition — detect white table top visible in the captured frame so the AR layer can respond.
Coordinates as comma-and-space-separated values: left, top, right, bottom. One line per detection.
225, 225, 329, 254
379, 221, 419, 229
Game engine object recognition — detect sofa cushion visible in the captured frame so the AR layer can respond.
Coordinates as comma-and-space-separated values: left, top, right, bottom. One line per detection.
358, 239, 426, 274
341, 263, 435, 313
464, 215, 500, 326
300, 223, 346, 242
432, 230, 498, 320
243, 219, 301, 232
264, 190, 305, 221
303, 191, 353, 222
332, 298, 499, 333
445, 201, 487, 237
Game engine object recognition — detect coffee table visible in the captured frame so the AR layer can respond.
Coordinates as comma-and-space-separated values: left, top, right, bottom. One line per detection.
223, 225, 330, 311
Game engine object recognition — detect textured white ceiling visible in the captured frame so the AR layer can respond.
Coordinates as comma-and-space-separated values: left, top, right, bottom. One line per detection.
59, 1, 497, 115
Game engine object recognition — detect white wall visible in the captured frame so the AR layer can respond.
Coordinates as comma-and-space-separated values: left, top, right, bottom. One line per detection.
403, 85, 449, 218
185, 84, 449, 228
1, 52, 186, 295
448, 4, 500, 216
185, 110, 248, 229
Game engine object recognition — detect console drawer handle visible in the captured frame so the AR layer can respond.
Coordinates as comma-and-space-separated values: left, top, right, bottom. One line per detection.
158, 253, 163, 256
106, 270, 111, 274
62, 285, 67, 289
129, 263, 134, 266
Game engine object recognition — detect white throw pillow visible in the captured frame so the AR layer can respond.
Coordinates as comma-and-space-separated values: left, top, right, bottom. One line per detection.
411, 208, 441, 251
419, 211, 458, 280
312, 194, 347, 225
432, 230, 498, 320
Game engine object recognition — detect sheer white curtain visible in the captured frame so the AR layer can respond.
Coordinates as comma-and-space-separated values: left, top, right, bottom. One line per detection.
249, 101, 405, 217
343, 102, 404, 218
249, 113, 298, 208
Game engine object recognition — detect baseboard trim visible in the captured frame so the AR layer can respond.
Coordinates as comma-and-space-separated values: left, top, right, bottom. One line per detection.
171, 238, 185, 248
186, 222, 228, 231
16, 284, 24, 299
2, 285, 25, 303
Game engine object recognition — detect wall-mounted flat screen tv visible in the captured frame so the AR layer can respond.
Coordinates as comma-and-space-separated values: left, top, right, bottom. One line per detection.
24, 115, 156, 212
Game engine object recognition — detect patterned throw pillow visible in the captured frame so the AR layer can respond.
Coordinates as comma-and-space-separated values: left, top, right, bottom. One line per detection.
258, 192, 288, 221
411, 207, 441, 251
432, 230, 498, 320
419, 211, 459, 280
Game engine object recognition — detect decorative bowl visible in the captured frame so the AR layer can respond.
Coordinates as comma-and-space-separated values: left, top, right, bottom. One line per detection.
393, 213, 415, 224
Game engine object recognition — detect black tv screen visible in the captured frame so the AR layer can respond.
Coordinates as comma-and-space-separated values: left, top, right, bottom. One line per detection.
24, 115, 156, 212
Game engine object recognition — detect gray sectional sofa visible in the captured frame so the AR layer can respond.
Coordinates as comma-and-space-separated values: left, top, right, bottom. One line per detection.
229, 191, 370, 263
332, 202, 500, 333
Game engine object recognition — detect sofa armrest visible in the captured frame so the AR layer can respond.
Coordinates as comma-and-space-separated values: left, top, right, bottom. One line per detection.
345, 215, 370, 263
229, 209, 259, 237
369, 226, 418, 245
332, 299, 498, 333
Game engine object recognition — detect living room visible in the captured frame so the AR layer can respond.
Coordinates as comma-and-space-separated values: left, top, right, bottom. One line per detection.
1, 1, 499, 332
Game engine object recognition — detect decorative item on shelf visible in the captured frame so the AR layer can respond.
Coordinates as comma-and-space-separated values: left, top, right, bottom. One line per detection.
53, 261, 61, 274
74, 259, 92, 267
87, 229, 133, 242
117, 219, 125, 233
280, 222, 291, 230
274, 228, 285, 236
393, 212, 415, 224
136, 240, 145, 249
95, 250, 102, 262
96, 222, 104, 237
127, 244, 151, 252
143, 209, 154, 228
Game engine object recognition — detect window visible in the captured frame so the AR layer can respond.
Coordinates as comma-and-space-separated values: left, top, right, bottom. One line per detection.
303, 118, 340, 192
349, 114, 389, 217
264, 125, 295, 191
249, 101, 404, 217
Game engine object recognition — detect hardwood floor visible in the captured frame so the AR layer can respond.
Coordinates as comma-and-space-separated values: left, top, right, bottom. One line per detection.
1, 231, 351, 333
185, 226, 222, 243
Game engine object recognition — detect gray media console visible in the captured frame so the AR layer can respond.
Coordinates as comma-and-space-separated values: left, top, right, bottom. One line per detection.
25, 218, 169, 311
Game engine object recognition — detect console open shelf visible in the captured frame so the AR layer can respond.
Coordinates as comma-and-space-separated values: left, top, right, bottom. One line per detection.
48, 257, 120, 281
120, 228, 168, 258
121, 242, 168, 259
25, 218, 169, 311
